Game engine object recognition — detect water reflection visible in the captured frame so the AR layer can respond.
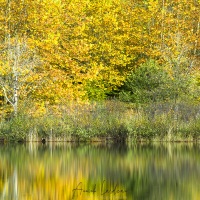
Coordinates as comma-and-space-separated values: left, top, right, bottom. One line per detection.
0, 143, 200, 200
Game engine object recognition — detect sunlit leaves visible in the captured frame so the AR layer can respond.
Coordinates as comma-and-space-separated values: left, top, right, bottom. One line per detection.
0, 0, 200, 109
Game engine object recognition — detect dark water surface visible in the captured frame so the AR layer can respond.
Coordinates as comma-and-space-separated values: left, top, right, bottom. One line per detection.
0, 143, 200, 200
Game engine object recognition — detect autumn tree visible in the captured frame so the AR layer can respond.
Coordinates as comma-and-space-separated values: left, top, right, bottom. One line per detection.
0, 0, 39, 116
1, 0, 199, 112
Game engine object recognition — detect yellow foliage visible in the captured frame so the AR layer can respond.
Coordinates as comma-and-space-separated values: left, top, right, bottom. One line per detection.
0, 0, 199, 109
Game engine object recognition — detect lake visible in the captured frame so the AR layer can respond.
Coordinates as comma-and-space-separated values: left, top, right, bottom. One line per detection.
0, 143, 199, 200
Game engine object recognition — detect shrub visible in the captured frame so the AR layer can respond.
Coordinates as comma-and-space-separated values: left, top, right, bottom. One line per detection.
119, 59, 171, 103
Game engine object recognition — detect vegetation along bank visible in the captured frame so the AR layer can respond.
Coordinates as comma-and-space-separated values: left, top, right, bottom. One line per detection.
0, 0, 200, 142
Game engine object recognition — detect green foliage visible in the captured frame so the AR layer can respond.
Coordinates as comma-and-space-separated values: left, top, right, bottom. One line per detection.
0, 100, 200, 142
119, 60, 171, 103
124, 101, 200, 141
84, 81, 107, 100
119, 59, 198, 104
0, 114, 33, 141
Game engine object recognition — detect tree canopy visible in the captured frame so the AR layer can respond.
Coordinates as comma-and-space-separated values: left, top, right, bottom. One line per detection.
0, 0, 199, 114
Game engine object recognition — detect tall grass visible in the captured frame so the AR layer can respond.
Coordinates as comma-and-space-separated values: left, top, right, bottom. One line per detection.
0, 100, 200, 142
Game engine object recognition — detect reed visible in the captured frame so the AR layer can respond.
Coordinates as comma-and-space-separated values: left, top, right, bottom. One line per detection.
0, 100, 199, 142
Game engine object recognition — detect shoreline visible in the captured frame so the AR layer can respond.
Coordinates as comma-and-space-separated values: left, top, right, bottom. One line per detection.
0, 136, 199, 144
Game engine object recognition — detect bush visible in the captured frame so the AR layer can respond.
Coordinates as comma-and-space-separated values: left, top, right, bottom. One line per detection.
119, 59, 196, 104
119, 59, 171, 103
0, 114, 33, 141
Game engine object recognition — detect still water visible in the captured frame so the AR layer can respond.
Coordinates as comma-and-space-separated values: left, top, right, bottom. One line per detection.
0, 143, 200, 200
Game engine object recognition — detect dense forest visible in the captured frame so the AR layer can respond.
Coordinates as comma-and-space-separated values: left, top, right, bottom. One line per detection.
0, 0, 200, 141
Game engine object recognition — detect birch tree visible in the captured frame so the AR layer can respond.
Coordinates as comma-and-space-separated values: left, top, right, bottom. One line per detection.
0, 38, 38, 116
0, 0, 39, 116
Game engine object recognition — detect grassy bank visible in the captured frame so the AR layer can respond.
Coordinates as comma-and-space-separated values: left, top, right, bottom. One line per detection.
0, 100, 200, 143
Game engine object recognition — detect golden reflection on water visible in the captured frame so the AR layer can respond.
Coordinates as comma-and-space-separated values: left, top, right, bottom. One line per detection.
0, 143, 200, 200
